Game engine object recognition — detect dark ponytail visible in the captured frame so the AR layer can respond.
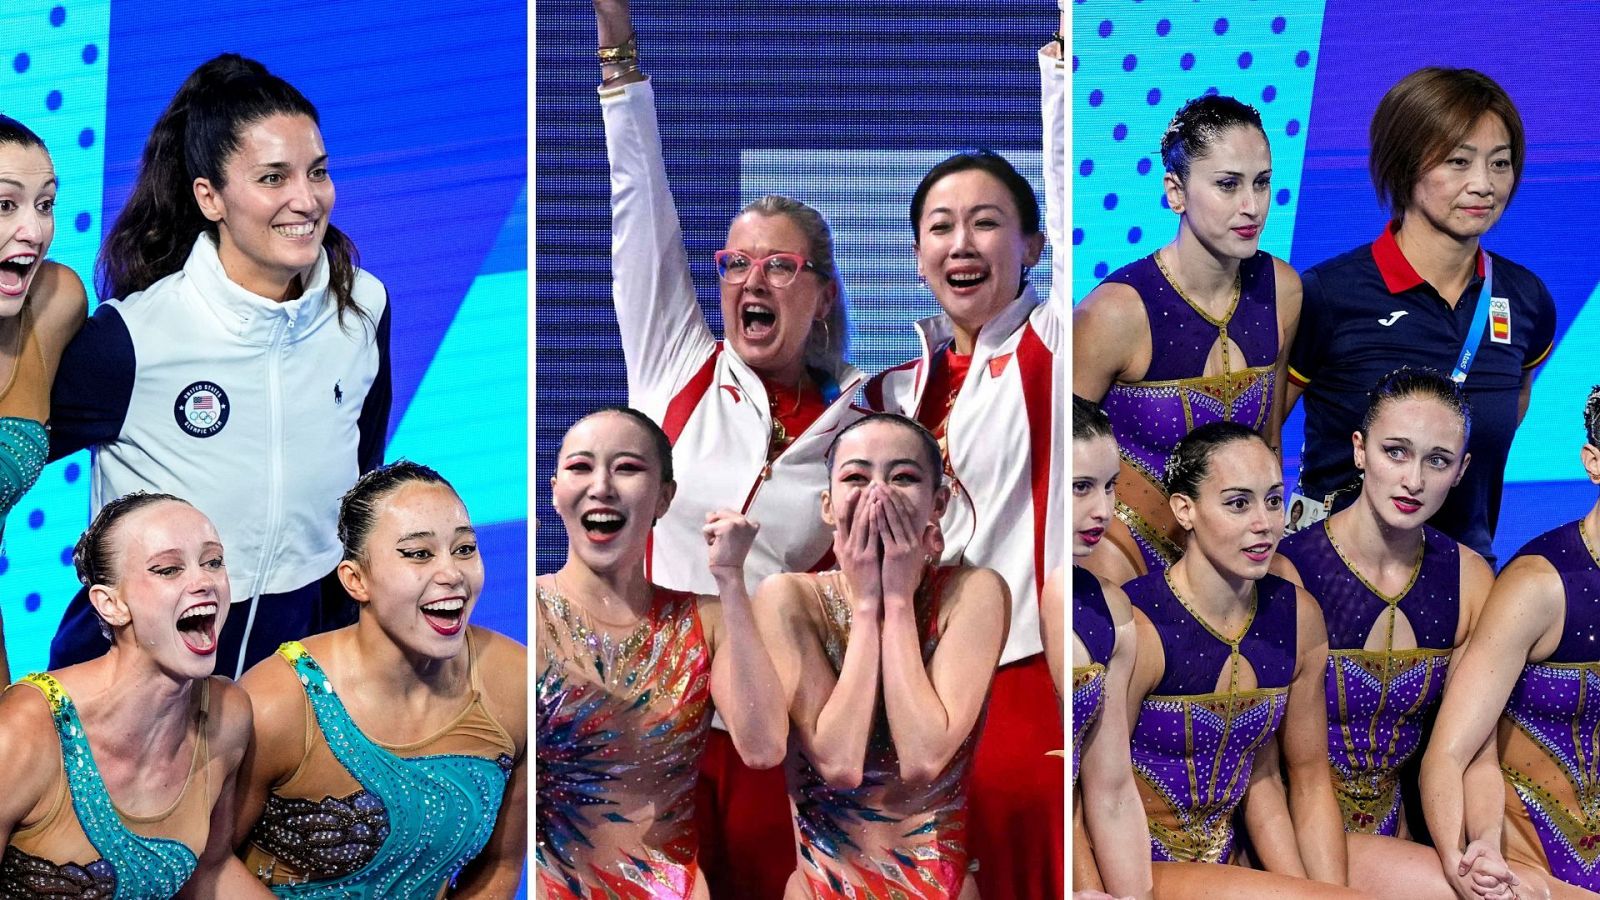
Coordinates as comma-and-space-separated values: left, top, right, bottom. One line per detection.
97, 53, 367, 329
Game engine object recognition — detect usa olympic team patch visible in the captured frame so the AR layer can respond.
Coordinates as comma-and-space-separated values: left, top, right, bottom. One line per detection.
174, 381, 230, 438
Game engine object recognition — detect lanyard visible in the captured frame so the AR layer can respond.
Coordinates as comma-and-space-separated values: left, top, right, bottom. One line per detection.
1451, 254, 1493, 384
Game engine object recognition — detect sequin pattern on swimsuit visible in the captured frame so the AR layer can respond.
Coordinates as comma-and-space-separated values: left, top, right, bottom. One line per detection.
785, 570, 978, 900
535, 585, 711, 899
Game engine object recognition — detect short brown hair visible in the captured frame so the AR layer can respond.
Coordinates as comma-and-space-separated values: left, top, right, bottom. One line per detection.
1369, 67, 1525, 218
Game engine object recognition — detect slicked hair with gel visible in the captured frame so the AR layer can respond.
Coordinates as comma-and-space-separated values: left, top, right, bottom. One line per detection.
1160, 94, 1266, 182
1164, 421, 1267, 500
338, 460, 455, 563
98, 53, 368, 330
1369, 66, 1526, 219
825, 412, 945, 487
739, 194, 852, 376
569, 407, 676, 487
1359, 366, 1472, 446
1585, 385, 1600, 449
1073, 394, 1115, 443
0, 114, 46, 151
74, 492, 192, 640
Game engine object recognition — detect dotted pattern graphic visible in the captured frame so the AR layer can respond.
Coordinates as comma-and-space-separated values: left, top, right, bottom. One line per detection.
0, 1, 110, 674
1071, 3, 1324, 302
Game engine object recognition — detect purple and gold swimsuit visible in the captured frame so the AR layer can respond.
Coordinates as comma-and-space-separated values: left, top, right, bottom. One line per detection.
1501, 568, 1600, 891
1278, 522, 1458, 835
1100, 251, 1279, 572
1511, 518, 1600, 573
1125, 570, 1297, 863
1072, 566, 1116, 787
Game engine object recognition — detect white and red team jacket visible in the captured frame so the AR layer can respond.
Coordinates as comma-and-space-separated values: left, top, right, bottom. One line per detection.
861, 51, 1067, 666
602, 79, 867, 598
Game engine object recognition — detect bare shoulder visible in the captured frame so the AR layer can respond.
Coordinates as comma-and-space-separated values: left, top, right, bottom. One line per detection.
1271, 255, 1303, 294
755, 571, 820, 615
236, 648, 308, 733
202, 676, 254, 760
943, 565, 1009, 606
471, 626, 528, 754
940, 566, 1010, 629
1040, 567, 1064, 618
28, 261, 87, 344
1293, 585, 1329, 639
1073, 280, 1147, 334
1100, 576, 1135, 629
1493, 557, 1565, 610
1268, 552, 1304, 588
1457, 543, 1495, 589
0, 682, 63, 800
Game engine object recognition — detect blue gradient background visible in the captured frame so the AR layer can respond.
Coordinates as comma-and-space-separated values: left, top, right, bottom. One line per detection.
1073, 2, 1599, 564
0, 0, 527, 672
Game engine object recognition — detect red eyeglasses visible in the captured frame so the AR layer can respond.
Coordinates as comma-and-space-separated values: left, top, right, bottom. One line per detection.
714, 250, 818, 289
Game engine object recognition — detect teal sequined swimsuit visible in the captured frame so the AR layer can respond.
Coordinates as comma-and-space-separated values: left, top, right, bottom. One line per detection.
0, 672, 205, 899
245, 640, 516, 898
0, 305, 54, 540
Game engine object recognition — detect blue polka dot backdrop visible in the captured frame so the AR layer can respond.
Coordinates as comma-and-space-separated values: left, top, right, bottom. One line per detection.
0, 0, 528, 678
0, 0, 109, 675
1071, 3, 1323, 303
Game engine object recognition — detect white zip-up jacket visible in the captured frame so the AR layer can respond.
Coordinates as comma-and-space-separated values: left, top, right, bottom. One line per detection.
603, 79, 866, 596
49, 234, 392, 602
862, 51, 1067, 666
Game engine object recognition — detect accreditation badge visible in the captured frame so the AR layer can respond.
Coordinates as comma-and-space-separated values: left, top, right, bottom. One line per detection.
1490, 297, 1512, 344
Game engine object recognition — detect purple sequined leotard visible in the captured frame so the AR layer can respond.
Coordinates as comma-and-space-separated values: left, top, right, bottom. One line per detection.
1072, 566, 1116, 787
1099, 251, 1279, 572
1511, 519, 1600, 573
1125, 570, 1297, 863
1501, 568, 1600, 891
1278, 522, 1459, 835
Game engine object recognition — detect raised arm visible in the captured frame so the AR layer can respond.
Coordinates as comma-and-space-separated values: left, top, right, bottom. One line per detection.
1077, 586, 1154, 900
1422, 560, 1562, 900
754, 489, 883, 788
701, 509, 787, 769
1040, 9, 1064, 308
594, 0, 718, 412
877, 487, 1008, 783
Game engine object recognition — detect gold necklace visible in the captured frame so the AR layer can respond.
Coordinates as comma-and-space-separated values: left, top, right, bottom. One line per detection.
1580, 517, 1600, 571
1154, 249, 1244, 409
768, 372, 807, 460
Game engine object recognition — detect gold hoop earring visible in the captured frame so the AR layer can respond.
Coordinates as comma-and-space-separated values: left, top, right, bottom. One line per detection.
812, 317, 832, 354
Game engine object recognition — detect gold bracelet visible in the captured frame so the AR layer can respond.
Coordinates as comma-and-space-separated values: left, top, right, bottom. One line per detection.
601, 62, 641, 86
597, 35, 637, 65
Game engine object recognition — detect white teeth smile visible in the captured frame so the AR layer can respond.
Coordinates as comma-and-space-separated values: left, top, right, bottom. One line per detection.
4, 255, 36, 266
179, 603, 218, 622
585, 512, 622, 524
274, 222, 315, 237
948, 271, 986, 286
422, 598, 465, 612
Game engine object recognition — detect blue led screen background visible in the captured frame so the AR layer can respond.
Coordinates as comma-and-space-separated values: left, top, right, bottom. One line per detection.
0, 0, 527, 672
534, 2, 1056, 573
1074, 1, 1600, 565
